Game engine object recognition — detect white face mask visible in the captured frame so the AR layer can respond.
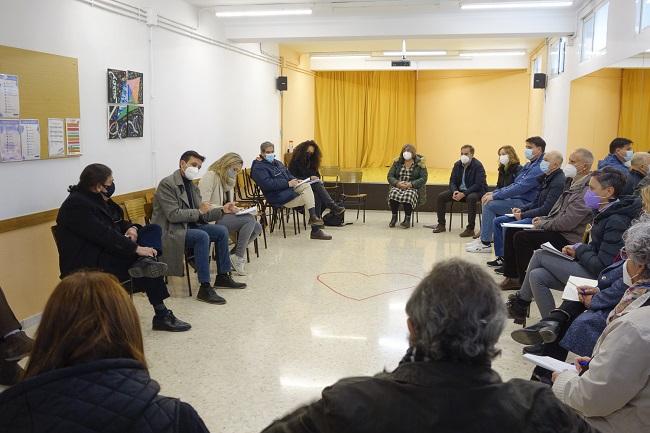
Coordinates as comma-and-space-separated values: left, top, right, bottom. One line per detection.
184, 166, 200, 180
563, 164, 578, 178
460, 155, 471, 165
499, 154, 509, 165
623, 259, 643, 287
403, 151, 413, 161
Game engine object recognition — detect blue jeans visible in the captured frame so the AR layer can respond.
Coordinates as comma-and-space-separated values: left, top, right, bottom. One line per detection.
185, 224, 231, 284
492, 216, 533, 257
480, 198, 527, 242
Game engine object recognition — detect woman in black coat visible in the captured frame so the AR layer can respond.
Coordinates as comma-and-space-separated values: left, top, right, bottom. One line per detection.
55, 163, 189, 332
288, 140, 344, 217
0, 271, 210, 433
497, 145, 523, 188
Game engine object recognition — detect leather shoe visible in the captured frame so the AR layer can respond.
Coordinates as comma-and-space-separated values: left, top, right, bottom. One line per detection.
500, 277, 521, 291
197, 283, 227, 304
310, 229, 332, 240
511, 320, 560, 346
128, 257, 168, 279
152, 310, 191, 332
389, 215, 398, 228
331, 204, 345, 215
308, 215, 324, 226
432, 224, 447, 233
459, 228, 474, 237
214, 274, 246, 290
0, 331, 34, 362
0, 360, 24, 386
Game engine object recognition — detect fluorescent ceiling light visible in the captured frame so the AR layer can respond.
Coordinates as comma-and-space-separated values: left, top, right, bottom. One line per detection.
383, 50, 447, 56
310, 54, 370, 60
460, 50, 527, 57
215, 9, 312, 17
461, 1, 573, 10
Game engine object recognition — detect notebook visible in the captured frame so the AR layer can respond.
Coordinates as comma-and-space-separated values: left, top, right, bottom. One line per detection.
523, 354, 576, 373
501, 223, 535, 229
540, 242, 575, 261
236, 207, 257, 216
562, 276, 598, 302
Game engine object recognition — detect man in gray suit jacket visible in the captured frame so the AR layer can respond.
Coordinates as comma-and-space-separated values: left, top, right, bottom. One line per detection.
152, 150, 246, 305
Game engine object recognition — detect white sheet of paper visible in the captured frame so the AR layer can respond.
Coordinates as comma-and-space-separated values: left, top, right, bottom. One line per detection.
501, 223, 535, 229
0, 74, 20, 118
48, 118, 65, 158
295, 178, 311, 187
540, 241, 575, 261
19, 119, 40, 160
505, 213, 515, 217
523, 354, 576, 373
562, 276, 599, 302
236, 207, 257, 216
0, 119, 22, 162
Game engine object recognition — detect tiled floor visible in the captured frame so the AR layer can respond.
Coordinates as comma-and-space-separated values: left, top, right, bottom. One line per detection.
11, 210, 560, 433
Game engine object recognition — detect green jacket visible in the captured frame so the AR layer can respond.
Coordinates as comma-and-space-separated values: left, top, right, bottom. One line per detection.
387, 155, 428, 205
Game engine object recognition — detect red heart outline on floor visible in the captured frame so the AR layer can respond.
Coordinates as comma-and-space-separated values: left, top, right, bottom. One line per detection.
317, 272, 421, 301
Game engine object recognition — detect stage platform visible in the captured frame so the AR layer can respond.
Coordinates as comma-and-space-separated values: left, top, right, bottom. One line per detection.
350, 167, 499, 185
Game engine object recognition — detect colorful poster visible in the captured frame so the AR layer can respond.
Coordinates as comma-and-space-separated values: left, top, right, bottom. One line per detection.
127, 105, 144, 137
48, 118, 65, 158
0, 119, 22, 162
127, 71, 143, 104
65, 118, 81, 155
0, 74, 20, 118
108, 105, 128, 139
19, 119, 40, 160
107, 69, 127, 104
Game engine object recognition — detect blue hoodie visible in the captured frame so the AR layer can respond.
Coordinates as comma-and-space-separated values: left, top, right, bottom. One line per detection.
597, 153, 630, 175
492, 153, 544, 203
250, 158, 299, 206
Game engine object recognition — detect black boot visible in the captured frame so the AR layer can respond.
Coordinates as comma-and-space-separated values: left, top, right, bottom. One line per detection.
522, 343, 544, 355
389, 214, 398, 228
330, 203, 345, 215
152, 310, 191, 332
506, 293, 531, 326
197, 282, 226, 304
214, 274, 246, 289
511, 320, 562, 345
400, 215, 411, 229
128, 257, 168, 279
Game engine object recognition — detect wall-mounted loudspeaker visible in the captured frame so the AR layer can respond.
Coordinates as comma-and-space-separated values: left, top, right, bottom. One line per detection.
533, 73, 547, 89
276, 76, 288, 91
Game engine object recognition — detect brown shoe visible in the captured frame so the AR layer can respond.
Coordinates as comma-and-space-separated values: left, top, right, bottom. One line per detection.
431, 224, 446, 233
308, 215, 324, 226
459, 228, 475, 238
500, 277, 521, 291
310, 229, 332, 240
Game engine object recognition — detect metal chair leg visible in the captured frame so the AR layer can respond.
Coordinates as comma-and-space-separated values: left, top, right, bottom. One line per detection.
184, 256, 192, 297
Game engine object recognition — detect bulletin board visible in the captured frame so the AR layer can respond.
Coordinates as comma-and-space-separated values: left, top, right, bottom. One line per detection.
0, 44, 81, 162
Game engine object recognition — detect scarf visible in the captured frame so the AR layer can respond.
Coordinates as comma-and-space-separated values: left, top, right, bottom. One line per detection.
607, 281, 650, 324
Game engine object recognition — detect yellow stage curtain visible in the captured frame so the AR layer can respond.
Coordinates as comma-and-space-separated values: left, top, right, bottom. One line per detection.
619, 69, 650, 151
315, 71, 416, 168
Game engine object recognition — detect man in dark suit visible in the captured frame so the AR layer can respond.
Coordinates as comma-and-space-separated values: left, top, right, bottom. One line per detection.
432, 145, 488, 237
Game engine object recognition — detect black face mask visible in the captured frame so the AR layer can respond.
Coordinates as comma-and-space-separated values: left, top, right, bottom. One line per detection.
102, 182, 115, 198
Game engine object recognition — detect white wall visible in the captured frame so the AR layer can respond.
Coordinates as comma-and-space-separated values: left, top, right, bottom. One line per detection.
543, 0, 650, 154
0, 0, 280, 219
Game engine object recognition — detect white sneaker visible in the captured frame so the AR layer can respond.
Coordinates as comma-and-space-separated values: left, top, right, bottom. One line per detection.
230, 254, 247, 276
465, 238, 482, 246
466, 243, 493, 253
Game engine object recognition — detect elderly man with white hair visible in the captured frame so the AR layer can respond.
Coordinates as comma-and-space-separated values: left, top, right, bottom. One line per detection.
622, 152, 650, 196
473, 150, 566, 263
261, 258, 597, 433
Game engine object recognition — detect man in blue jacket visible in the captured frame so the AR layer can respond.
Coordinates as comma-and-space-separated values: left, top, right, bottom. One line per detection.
432, 144, 488, 237
251, 141, 331, 240
597, 137, 633, 175
466, 136, 545, 253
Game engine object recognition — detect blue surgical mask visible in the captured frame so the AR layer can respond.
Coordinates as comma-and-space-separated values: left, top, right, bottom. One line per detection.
625, 150, 633, 162
524, 148, 534, 160
227, 167, 237, 178
264, 154, 275, 163
540, 160, 551, 174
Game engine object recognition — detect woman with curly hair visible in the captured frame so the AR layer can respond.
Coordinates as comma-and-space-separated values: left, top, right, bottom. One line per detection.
288, 140, 345, 217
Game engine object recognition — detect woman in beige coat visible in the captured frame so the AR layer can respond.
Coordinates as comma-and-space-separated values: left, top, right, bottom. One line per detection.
552, 216, 650, 433
199, 153, 262, 276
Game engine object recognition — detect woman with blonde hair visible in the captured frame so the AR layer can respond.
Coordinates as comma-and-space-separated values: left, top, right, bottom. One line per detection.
0, 271, 210, 433
497, 145, 523, 189
199, 152, 262, 276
